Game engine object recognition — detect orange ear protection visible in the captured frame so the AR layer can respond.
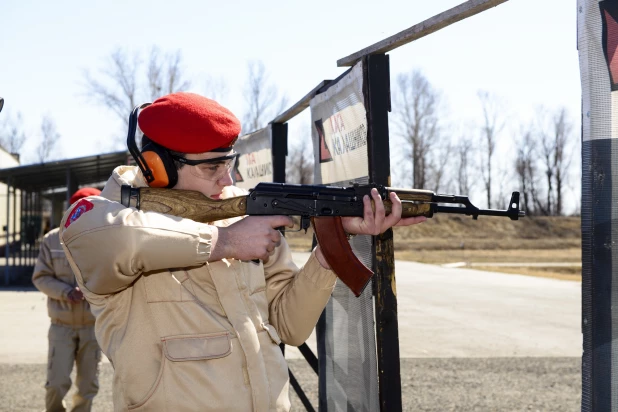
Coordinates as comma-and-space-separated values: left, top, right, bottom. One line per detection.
127, 103, 178, 188
140, 139, 178, 188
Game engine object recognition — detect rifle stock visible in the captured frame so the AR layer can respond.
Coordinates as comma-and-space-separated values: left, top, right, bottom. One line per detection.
123, 187, 248, 223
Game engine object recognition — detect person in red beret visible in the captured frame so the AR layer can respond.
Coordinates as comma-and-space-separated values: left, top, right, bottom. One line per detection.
32, 187, 102, 412
58, 92, 425, 411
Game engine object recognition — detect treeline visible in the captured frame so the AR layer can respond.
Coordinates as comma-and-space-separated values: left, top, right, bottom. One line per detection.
0, 48, 578, 217
0, 46, 287, 164
0, 111, 59, 163
389, 70, 577, 217
285, 70, 578, 217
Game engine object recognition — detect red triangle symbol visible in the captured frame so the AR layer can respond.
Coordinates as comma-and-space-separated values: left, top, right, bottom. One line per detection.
315, 119, 333, 163
605, 9, 618, 85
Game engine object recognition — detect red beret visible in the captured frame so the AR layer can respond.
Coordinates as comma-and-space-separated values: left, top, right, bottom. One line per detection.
137, 92, 241, 153
70, 187, 101, 205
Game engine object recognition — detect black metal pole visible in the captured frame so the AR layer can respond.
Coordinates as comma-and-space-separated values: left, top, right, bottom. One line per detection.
12, 186, 16, 269
271, 122, 288, 183
289, 368, 316, 412
272, 122, 320, 411
579, 3, 618, 409
4, 177, 11, 285
19, 190, 23, 267
364, 53, 403, 412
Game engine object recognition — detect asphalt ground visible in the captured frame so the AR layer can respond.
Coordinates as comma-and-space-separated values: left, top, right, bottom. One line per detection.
0, 254, 582, 411
0, 357, 580, 412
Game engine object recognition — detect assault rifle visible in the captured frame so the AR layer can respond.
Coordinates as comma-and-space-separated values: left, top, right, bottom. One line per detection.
120, 182, 525, 297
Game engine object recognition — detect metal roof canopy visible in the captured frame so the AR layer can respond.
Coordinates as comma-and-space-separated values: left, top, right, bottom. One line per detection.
0, 151, 129, 191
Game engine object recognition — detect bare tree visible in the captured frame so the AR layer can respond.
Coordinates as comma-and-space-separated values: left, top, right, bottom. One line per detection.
536, 106, 573, 215
455, 136, 475, 195
203, 74, 229, 103
494, 167, 514, 211
427, 142, 452, 193
83, 46, 191, 146
478, 91, 505, 208
147, 47, 191, 101
0, 111, 27, 157
551, 108, 573, 216
538, 115, 555, 214
83, 48, 140, 128
242, 60, 288, 134
286, 138, 314, 184
393, 70, 444, 189
37, 115, 60, 163
514, 126, 538, 215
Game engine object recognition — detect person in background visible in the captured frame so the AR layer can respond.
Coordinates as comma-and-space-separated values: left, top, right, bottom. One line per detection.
32, 187, 102, 412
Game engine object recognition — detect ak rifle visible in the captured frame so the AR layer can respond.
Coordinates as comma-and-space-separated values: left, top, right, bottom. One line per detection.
121, 182, 525, 297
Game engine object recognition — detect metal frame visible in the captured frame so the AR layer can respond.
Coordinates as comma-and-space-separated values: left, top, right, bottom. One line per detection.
259, 2, 512, 404
364, 53, 403, 411
271, 120, 319, 411
0, 151, 129, 285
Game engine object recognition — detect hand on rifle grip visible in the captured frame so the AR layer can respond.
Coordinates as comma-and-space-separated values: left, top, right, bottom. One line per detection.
210, 215, 294, 263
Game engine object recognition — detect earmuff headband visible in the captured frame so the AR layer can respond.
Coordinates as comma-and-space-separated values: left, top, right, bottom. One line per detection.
127, 103, 153, 183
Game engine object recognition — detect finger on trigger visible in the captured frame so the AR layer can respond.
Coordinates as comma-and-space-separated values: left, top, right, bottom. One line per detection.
269, 215, 294, 229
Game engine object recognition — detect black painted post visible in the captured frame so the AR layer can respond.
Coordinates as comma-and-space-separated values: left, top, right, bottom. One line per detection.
271, 122, 288, 183
364, 53, 403, 412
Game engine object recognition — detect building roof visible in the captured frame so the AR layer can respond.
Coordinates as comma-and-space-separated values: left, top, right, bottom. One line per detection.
0, 151, 130, 191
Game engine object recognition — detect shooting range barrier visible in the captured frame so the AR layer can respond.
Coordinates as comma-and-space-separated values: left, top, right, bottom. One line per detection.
232, 1, 519, 410
579, 1, 618, 410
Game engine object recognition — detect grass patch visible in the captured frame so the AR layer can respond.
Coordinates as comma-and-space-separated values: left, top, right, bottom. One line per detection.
395, 248, 582, 281
284, 215, 582, 281
395, 248, 581, 264
469, 266, 581, 281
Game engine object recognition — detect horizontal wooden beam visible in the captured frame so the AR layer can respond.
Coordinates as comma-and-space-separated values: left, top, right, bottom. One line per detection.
337, 0, 509, 67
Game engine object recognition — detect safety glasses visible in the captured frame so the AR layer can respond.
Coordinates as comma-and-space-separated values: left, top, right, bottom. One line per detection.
170, 152, 240, 181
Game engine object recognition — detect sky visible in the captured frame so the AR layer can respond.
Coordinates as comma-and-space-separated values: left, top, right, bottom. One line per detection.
0, 0, 580, 207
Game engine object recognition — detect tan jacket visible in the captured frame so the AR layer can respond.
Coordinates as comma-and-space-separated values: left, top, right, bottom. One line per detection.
32, 228, 95, 327
59, 166, 337, 412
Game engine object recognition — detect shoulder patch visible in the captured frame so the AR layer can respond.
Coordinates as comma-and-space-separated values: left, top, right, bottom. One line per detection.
65, 199, 94, 228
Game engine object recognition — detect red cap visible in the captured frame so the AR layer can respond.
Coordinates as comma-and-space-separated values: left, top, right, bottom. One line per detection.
70, 187, 101, 205
137, 92, 240, 153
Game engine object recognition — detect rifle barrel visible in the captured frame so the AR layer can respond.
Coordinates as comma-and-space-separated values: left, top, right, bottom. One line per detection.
435, 205, 525, 220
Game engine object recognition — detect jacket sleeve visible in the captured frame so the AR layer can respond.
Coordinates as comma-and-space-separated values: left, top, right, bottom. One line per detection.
60, 197, 215, 296
31, 234, 73, 300
264, 239, 337, 346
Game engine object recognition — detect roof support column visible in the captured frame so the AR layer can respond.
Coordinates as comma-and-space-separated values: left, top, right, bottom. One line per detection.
4, 177, 11, 285
65, 168, 77, 206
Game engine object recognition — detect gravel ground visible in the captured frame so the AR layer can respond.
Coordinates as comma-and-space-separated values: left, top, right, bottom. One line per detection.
0, 357, 580, 411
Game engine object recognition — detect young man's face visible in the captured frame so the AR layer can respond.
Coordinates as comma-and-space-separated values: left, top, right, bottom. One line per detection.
173, 151, 235, 199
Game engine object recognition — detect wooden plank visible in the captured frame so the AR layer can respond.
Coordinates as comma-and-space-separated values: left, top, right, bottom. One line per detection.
337, 0, 509, 67
271, 80, 331, 124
